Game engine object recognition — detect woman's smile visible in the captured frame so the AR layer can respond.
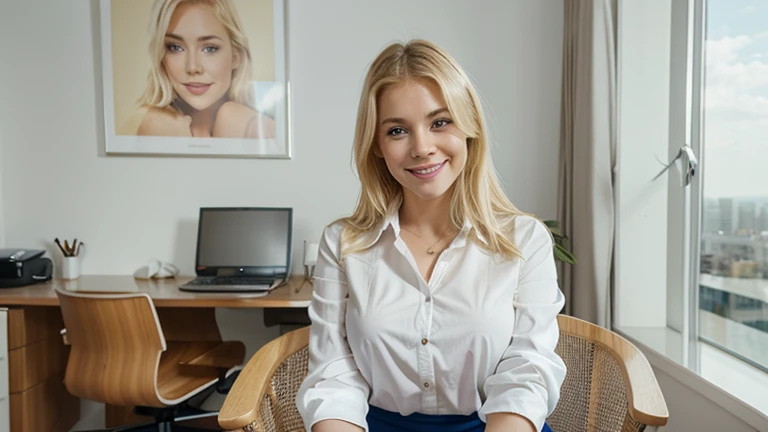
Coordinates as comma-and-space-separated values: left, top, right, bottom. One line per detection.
407, 160, 448, 180
183, 82, 212, 96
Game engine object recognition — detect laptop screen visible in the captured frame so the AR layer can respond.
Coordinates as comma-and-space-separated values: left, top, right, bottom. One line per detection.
195, 207, 292, 277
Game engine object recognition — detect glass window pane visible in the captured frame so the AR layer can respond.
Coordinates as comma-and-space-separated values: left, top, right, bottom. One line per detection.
700, 0, 768, 373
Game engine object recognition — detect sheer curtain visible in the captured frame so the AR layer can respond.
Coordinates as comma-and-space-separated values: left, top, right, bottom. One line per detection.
557, 0, 617, 327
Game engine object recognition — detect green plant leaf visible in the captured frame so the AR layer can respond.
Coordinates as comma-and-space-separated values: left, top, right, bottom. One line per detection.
543, 220, 576, 265
543, 220, 559, 229
554, 243, 576, 264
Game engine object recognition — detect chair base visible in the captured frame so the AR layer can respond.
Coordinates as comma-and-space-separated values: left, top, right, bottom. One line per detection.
117, 405, 218, 431
81, 410, 219, 432
77, 369, 242, 432
111, 422, 207, 431
76, 396, 222, 432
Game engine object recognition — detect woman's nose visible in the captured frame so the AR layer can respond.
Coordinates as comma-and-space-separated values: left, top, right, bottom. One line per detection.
410, 131, 437, 159
185, 52, 203, 75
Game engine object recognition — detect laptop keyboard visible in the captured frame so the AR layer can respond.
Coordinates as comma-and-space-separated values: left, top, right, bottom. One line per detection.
187, 277, 274, 286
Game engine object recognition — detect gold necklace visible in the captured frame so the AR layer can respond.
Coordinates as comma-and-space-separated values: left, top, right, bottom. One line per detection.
400, 225, 455, 255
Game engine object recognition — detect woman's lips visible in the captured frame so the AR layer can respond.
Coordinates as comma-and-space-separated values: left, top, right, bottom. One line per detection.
184, 83, 211, 96
408, 162, 446, 180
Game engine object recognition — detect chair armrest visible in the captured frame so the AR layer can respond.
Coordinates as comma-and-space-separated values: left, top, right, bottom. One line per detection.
557, 315, 669, 427
622, 345, 670, 426
218, 326, 310, 431
181, 341, 246, 369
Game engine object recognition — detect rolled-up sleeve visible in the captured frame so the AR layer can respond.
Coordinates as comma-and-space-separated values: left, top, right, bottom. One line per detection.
478, 220, 567, 431
296, 224, 371, 431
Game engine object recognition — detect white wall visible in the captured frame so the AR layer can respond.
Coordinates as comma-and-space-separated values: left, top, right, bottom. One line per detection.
654, 367, 759, 432
0, 0, 564, 428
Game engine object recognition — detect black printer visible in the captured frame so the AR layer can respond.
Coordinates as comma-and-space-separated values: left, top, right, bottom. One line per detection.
0, 249, 53, 288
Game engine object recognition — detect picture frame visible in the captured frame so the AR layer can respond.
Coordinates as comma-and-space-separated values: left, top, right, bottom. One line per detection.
98, 0, 290, 158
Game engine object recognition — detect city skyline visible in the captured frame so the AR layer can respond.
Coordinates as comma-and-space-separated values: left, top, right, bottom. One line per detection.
703, 196, 768, 235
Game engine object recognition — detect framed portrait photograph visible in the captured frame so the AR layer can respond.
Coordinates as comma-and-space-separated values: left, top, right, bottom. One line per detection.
99, 0, 290, 158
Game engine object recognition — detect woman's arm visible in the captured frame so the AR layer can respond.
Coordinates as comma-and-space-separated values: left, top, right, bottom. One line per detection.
296, 224, 371, 431
312, 419, 364, 432
478, 219, 567, 432
485, 413, 535, 432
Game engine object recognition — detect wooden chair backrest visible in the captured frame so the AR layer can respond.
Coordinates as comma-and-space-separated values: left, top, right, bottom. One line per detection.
548, 315, 669, 431
56, 289, 167, 408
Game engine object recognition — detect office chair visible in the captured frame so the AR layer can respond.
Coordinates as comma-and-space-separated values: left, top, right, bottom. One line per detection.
55, 289, 247, 432
217, 315, 669, 432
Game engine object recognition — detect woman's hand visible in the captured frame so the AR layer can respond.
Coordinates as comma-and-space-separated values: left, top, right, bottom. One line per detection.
485, 413, 536, 432
137, 107, 192, 137
311, 419, 364, 432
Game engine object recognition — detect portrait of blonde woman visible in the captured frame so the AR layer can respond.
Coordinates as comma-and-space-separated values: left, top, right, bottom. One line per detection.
105, 0, 282, 146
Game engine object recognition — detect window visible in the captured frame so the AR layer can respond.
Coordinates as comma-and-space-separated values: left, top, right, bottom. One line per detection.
698, 0, 768, 374
614, 0, 768, 420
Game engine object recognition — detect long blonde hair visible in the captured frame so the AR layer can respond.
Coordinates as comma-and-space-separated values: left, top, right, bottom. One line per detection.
138, 0, 254, 110
340, 39, 527, 261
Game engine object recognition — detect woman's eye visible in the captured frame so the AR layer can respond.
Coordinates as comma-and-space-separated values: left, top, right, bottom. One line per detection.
387, 127, 406, 136
165, 43, 183, 52
433, 118, 453, 129
203, 45, 219, 54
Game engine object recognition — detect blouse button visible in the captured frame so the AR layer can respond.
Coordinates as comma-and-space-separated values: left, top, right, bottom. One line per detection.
425, 296, 432, 303
423, 382, 430, 388
421, 338, 428, 345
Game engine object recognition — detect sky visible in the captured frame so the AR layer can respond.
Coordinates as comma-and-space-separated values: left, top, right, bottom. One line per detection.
702, 0, 768, 198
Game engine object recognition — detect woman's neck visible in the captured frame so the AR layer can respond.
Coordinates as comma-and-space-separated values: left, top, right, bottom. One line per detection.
173, 96, 227, 137
398, 189, 456, 236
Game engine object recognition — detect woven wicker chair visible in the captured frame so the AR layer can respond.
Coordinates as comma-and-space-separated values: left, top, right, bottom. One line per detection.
218, 315, 669, 432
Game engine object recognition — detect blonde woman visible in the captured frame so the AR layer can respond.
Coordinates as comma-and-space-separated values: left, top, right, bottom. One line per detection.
136, 0, 275, 139
296, 40, 563, 432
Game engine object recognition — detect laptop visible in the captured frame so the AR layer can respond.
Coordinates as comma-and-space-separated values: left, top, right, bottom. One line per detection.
179, 207, 293, 293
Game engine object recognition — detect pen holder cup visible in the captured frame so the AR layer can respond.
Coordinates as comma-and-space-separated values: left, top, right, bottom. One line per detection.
61, 257, 80, 280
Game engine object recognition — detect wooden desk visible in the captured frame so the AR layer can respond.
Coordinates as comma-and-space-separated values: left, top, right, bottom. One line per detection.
0, 275, 312, 431
0, 275, 313, 308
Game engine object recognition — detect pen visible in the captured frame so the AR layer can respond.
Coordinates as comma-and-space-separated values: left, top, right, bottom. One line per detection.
54, 238, 69, 257
75, 242, 84, 257
71, 239, 78, 256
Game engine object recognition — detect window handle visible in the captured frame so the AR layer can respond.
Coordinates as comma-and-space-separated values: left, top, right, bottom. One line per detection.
653, 144, 698, 187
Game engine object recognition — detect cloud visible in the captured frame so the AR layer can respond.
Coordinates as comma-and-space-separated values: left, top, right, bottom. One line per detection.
737, 4, 756, 14
705, 35, 768, 114
706, 35, 751, 65
702, 32, 768, 197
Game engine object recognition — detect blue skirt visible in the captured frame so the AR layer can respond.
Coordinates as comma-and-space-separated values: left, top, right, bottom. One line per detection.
366, 405, 553, 432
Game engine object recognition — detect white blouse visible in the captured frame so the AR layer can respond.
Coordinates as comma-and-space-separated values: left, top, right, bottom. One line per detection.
296, 212, 566, 432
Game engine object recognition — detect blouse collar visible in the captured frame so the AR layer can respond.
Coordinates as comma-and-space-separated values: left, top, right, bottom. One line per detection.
359, 202, 489, 251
